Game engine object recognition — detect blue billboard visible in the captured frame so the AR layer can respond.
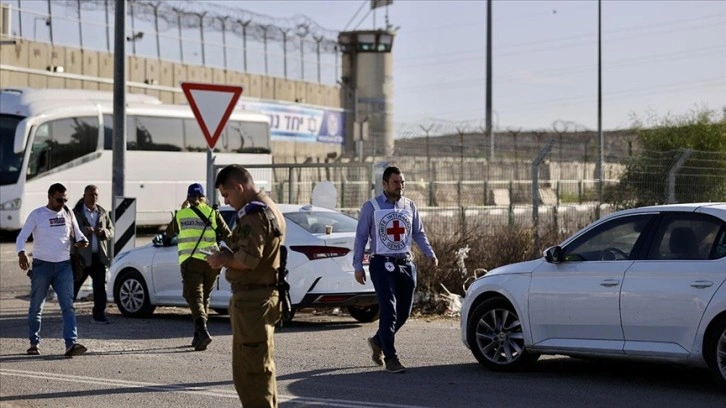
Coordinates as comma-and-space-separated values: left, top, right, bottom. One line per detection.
236, 99, 346, 145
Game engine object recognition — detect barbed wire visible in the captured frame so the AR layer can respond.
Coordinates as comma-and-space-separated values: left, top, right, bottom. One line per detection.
59, 0, 340, 53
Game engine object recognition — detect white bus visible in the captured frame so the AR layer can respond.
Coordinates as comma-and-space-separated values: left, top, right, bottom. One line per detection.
0, 88, 272, 231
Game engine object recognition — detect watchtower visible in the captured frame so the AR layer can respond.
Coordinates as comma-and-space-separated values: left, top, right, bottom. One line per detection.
338, 29, 396, 158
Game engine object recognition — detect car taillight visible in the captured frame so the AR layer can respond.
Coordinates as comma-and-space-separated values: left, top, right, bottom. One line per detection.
290, 245, 350, 261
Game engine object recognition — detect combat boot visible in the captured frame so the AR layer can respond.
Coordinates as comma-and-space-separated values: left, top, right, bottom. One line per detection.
191, 328, 201, 348
194, 318, 212, 351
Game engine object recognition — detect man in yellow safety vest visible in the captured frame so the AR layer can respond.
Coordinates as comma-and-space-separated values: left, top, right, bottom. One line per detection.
166, 183, 232, 350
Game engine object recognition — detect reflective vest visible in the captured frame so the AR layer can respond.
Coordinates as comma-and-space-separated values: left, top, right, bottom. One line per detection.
175, 203, 218, 264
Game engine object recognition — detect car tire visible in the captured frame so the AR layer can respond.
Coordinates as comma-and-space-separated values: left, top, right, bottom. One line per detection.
114, 270, 156, 318
705, 318, 726, 390
467, 298, 539, 371
347, 304, 380, 323
212, 308, 229, 315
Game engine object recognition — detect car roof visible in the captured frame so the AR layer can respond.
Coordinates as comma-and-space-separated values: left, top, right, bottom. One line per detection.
219, 203, 341, 214
600, 202, 726, 222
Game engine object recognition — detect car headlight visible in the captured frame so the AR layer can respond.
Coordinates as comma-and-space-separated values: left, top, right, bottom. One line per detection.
0, 198, 21, 210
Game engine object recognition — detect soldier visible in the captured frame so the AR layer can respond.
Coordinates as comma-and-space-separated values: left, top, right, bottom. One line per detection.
206, 165, 286, 408
167, 183, 232, 351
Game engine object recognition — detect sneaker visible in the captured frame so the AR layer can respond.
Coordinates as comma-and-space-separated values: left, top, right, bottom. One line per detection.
64, 343, 87, 358
385, 357, 406, 374
26, 344, 40, 355
367, 337, 384, 367
92, 317, 110, 324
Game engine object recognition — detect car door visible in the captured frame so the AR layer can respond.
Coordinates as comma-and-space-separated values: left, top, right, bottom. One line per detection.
620, 212, 726, 358
529, 213, 656, 354
151, 240, 186, 304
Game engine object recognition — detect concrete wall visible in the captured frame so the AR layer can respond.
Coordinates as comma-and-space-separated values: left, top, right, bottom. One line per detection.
0, 39, 343, 162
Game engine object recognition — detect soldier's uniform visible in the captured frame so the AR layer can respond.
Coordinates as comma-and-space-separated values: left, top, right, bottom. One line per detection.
226, 191, 286, 408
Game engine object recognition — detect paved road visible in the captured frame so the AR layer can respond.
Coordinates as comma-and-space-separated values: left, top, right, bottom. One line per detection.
1, 240, 724, 407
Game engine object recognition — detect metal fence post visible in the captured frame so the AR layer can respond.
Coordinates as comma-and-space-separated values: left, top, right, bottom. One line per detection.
666, 148, 693, 204
532, 139, 555, 253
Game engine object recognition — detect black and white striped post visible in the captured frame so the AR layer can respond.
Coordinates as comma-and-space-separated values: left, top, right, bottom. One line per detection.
112, 197, 136, 261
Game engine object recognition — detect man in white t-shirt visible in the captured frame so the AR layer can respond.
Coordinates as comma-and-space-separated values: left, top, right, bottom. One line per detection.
16, 183, 90, 357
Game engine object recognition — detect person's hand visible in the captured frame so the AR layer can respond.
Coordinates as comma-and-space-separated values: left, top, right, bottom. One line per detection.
429, 257, 439, 269
206, 250, 223, 269
85, 226, 94, 235
354, 270, 366, 285
181, 200, 190, 209
74, 240, 89, 249
18, 251, 29, 271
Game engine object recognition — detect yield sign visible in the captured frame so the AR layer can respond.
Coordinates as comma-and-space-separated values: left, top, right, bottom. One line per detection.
181, 82, 244, 149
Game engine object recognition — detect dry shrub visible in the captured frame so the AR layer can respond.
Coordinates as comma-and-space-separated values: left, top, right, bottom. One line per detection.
412, 222, 571, 314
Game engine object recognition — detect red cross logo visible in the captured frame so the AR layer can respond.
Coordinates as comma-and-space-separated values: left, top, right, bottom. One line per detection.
387, 220, 406, 241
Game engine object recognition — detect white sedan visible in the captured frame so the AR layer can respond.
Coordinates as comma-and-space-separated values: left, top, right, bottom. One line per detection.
460, 202, 726, 389
108, 204, 378, 324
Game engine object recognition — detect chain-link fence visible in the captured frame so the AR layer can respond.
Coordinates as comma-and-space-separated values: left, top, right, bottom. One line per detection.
230, 120, 725, 246
7, 0, 340, 84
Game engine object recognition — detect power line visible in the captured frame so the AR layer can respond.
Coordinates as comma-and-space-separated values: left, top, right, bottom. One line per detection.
395, 45, 726, 93
395, 20, 725, 73
352, 8, 372, 31
343, 1, 367, 31
405, 76, 726, 120
396, 12, 726, 63
403, 3, 593, 34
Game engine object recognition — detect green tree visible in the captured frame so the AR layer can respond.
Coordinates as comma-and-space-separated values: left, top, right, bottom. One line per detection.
607, 107, 726, 208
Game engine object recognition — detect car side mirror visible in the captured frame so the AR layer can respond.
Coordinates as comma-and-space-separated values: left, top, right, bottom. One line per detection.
543, 246, 564, 263
152, 234, 165, 247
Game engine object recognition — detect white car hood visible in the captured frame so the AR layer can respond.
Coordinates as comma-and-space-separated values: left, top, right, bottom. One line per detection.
484, 258, 543, 277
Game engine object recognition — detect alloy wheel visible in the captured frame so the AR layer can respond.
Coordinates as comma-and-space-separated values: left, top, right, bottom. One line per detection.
475, 307, 525, 365
119, 278, 146, 313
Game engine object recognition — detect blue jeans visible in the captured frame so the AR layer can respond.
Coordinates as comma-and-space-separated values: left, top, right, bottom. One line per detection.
369, 256, 417, 361
29, 259, 78, 348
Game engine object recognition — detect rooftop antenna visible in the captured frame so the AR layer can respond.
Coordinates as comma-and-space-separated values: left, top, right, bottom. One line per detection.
385, 3, 391, 29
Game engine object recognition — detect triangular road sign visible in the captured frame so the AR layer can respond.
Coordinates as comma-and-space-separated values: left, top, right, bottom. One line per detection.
181, 82, 244, 149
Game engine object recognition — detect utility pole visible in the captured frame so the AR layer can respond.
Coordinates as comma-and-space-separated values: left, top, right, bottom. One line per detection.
597, 0, 604, 217
486, 0, 493, 162
112, 0, 126, 201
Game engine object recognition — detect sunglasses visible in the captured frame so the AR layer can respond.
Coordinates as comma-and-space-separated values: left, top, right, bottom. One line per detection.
53, 197, 68, 204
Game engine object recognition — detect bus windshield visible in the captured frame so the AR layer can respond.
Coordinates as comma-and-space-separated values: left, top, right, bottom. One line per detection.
0, 114, 24, 186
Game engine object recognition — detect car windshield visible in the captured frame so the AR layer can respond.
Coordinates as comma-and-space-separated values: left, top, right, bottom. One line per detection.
0, 114, 25, 186
285, 210, 358, 234
220, 208, 358, 234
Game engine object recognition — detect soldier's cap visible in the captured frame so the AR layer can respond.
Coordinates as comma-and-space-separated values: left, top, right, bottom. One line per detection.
187, 183, 205, 197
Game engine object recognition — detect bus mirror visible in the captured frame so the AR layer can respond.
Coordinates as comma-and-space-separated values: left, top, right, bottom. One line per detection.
14, 120, 29, 154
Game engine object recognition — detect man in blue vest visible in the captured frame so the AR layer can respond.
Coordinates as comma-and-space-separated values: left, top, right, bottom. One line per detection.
167, 183, 231, 351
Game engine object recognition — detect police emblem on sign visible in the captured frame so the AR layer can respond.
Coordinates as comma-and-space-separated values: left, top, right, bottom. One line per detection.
377, 212, 411, 251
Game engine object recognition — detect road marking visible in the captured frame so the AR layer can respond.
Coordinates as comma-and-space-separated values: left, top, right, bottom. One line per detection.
0, 369, 428, 408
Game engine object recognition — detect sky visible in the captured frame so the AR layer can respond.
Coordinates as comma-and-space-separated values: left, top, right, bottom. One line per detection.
13, 0, 726, 134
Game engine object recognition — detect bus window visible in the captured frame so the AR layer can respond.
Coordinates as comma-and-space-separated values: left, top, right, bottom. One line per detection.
0, 114, 24, 186
103, 114, 112, 149
220, 121, 271, 153
183, 118, 207, 152
27, 116, 98, 181
134, 116, 183, 151
103, 114, 138, 150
